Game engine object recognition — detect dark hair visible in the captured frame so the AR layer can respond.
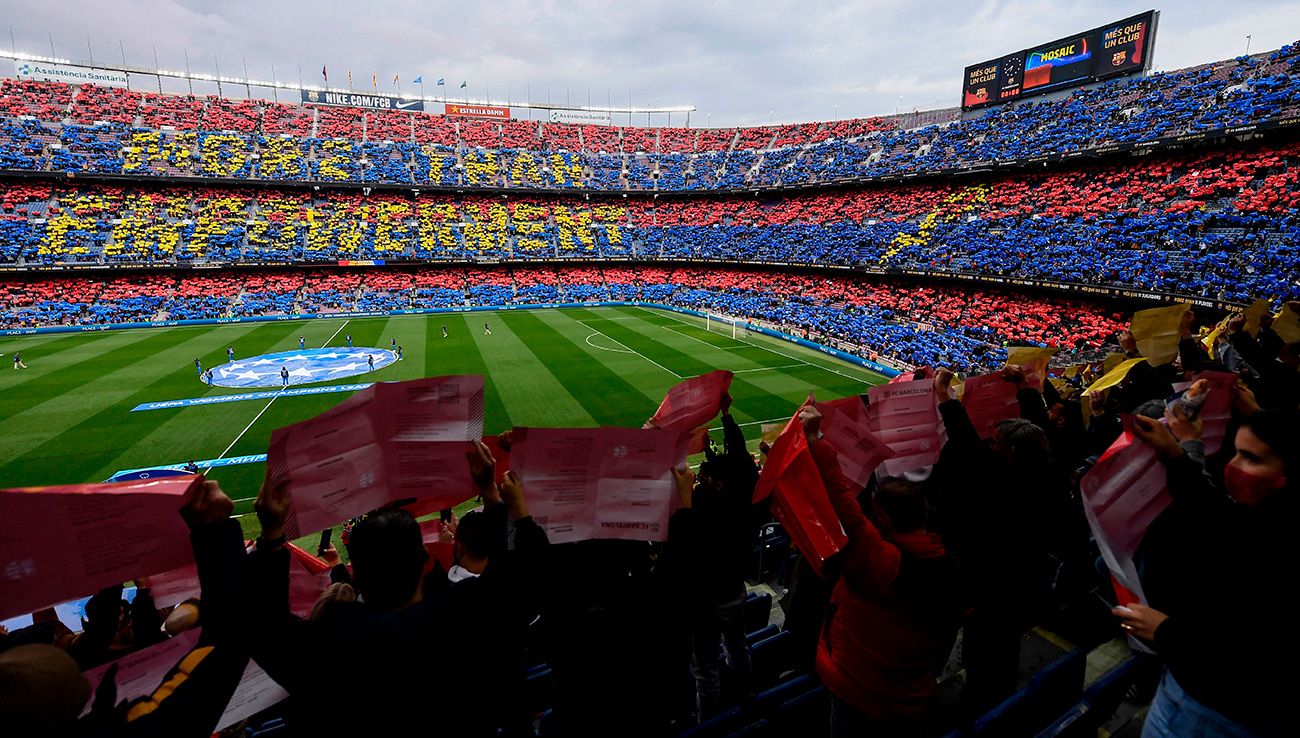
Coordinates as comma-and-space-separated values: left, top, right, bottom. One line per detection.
344, 509, 427, 609
454, 510, 496, 561
996, 418, 1051, 458
874, 478, 929, 533
1241, 410, 1300, 477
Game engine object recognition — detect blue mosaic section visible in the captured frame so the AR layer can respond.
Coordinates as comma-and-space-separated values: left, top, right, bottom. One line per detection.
208, 347, 397, 388
133, 382, 374, 412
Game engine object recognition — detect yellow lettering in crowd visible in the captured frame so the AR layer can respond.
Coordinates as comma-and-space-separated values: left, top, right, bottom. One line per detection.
423, 147, 454, 183
550, 153, 584, 188
554, 206, 596, 252
259, 137, 306, 179
316, 140, 354, 181
592, 204, 625, 245
462, 202, 509, 252
198, 135, 254, 177
248, 195, 303, 254
510, 151, 542, 186
370, 201, 413, 254
106, 193, 186, 259
462, 152, 500, 186
121, 131, 196, 174
511, 202, 549, 253
188, 194, 249, 255
416, 201, 460, 255
42, 191, 114, 257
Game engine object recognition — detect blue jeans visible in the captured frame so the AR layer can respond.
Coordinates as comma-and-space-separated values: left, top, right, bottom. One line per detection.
691, 594, 751, 721
1142, 670, 1262, 738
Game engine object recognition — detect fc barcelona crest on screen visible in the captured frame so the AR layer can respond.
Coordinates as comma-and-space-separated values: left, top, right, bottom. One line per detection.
1112, 51, 1127, 67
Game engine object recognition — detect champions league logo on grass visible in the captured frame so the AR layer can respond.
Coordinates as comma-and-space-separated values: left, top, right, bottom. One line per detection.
209, 348, 397, 388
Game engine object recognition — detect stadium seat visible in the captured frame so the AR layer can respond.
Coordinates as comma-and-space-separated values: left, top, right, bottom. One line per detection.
971, 648, 1087, 737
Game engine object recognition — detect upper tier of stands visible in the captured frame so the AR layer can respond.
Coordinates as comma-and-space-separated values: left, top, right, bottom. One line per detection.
0, 41, 1298, 190
3, 142, 1297, 302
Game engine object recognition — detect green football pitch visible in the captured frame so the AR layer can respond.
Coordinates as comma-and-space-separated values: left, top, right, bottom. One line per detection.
0, 305, 887, 541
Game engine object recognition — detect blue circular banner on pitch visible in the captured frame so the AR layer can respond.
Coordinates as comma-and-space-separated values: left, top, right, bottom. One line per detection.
208, 348, 397, 388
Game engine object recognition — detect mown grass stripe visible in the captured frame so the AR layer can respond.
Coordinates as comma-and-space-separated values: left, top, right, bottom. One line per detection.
564, 307, 814, 426
11, 322, 304, 485
467, 311, 597, 429
497, 310, 654, 427
537, 310, 676, 403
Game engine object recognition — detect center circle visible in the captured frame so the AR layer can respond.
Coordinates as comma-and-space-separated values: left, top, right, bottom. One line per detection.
206, 347, 398, 388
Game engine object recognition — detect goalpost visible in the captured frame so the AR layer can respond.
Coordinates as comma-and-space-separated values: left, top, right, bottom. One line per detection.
704, 312, 747, 339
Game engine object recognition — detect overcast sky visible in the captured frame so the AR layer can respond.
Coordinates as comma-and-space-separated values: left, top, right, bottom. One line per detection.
4, 0, 1300, 126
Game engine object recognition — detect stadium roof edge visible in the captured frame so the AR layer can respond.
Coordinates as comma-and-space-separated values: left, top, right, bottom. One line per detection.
0, 50, 697, 114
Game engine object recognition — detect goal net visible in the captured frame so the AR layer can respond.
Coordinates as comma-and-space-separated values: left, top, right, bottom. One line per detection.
704, 312, 748, 339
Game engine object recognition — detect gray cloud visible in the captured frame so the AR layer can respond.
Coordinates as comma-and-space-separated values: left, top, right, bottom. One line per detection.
5, 0, 1299, 126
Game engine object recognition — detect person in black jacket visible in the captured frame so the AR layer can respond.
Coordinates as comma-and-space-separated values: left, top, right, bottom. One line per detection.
676, 392, 759, 720
929, 368, 1081, 716
1121, 408, 1296, 737
443, 469, 550, 738
244, 440, 516, 737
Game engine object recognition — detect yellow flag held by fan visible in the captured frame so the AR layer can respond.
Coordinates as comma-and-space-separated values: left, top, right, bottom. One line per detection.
1273, 302, 1300, 343
1129, 304, 1190, 366
1084, 358, 1148, 397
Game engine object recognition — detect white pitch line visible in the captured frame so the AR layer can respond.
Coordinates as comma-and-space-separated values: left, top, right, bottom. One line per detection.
706, 415, 794, 432
663, 324, 736, 349
640, 307, 881, 384
323, 319, 350, 347
732, 364, 805, 374
204, 390, 283, 472
585, 332, 635, 354
576, 320, 682, 378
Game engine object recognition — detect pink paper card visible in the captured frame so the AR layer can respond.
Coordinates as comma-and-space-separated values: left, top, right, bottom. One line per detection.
267, 376, 485, 538
650, 370, 734, 433
512, 426, 689, 544
0, 477, 202, 621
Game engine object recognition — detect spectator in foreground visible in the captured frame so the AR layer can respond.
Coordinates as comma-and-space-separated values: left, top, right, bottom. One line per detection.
1122, 407, 1297, 738
801, 406, 965, 737
245, 440, 547, 737
674, 391, 760, 720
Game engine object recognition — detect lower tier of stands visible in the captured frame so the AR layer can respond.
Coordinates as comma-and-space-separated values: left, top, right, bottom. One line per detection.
0, 266, 1125, 372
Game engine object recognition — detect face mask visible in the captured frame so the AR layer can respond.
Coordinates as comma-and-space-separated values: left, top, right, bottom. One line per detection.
1224, 462, 1287, 507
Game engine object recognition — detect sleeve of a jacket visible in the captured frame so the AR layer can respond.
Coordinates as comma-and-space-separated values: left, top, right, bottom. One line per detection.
939, 398, 982, 458
809, 437, 900, 592
1162, 443, 1219, 505
129, 587, 165, 648
1179, 336, 1212, 371
189, 518, 248, 645
1018, 386, 1050, 429
722, 411, 746, 459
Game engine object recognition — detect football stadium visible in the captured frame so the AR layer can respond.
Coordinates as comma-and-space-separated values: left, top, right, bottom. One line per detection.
0, 4, 1297, 736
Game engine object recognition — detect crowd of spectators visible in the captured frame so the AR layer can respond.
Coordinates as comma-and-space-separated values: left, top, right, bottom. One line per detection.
0, 42, 1297, 190
2, 139, 1298, 302
3, 295, 1294, 738
0, 266, 1125, 371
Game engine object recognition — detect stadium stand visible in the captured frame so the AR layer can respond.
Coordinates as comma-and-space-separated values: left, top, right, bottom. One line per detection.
0, 43, 1297, 192
1, 140, 1297, 301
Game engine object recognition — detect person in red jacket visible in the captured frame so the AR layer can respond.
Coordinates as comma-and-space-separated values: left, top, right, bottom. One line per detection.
801, 407, 964, 737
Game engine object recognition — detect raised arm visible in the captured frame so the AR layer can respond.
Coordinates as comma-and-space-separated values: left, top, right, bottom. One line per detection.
800, 407, 901, 592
